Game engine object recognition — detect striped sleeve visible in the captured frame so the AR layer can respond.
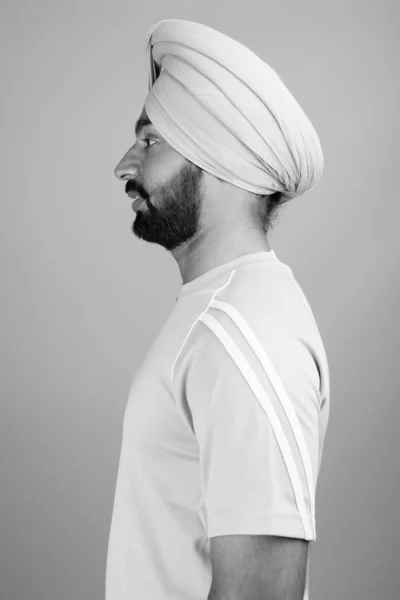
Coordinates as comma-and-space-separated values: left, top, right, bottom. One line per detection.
173, 299, 323, 541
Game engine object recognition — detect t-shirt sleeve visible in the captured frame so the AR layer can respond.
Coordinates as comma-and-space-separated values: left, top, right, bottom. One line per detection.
172, 305, 323, 542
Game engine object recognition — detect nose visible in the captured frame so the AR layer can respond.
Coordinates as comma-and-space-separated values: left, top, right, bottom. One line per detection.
114, 145, 142, 181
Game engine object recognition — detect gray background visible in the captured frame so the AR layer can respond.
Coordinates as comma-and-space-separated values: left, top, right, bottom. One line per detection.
1, 1, 399, 599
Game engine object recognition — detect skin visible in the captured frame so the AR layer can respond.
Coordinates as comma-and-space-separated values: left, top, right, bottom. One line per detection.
114, 106, 272, 285
208, 534, 308, 600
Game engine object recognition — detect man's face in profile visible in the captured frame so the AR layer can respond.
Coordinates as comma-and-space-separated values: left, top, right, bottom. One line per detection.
114, 107, 205, 252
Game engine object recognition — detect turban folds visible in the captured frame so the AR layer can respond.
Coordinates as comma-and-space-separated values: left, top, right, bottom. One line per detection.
143, 19, 324, 202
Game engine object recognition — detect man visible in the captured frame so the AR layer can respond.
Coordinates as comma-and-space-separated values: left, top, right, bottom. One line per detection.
107, 18, 330, 600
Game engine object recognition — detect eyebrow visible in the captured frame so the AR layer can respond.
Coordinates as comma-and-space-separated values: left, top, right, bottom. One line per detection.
135, 116, 153, 137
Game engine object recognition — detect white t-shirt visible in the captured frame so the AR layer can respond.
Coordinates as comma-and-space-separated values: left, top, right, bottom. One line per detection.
105, 250, 330, 600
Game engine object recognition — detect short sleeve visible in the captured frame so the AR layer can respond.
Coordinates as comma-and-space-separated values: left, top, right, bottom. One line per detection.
172, 304, 323, 542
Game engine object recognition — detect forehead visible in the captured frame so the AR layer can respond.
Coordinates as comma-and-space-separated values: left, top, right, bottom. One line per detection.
134, 106, 154, 135
138, 106, 149, 121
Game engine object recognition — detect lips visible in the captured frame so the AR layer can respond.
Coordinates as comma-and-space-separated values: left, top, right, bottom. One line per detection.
126, 190, 147, 210
127, 190, 141, 199
131, 196, 146, 211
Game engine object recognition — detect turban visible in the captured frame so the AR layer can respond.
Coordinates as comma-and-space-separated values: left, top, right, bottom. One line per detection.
143, 19, 324, 202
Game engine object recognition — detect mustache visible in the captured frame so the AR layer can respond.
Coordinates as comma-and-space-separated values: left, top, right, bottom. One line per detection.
125, 180, 147, 198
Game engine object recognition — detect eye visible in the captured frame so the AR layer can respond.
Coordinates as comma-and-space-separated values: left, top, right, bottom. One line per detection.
142, 138, 157, 149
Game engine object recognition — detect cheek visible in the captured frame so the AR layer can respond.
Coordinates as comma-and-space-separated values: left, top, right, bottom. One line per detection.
143, 152, 182, 189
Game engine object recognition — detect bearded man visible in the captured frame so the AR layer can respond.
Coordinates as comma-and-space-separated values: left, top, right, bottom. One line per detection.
107, 18, 330, 600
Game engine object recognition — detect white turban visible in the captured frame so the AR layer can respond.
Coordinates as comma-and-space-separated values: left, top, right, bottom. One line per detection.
143, 19, 324, 202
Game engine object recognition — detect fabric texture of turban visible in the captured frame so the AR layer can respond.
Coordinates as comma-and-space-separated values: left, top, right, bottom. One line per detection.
143, 19, 324, 203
